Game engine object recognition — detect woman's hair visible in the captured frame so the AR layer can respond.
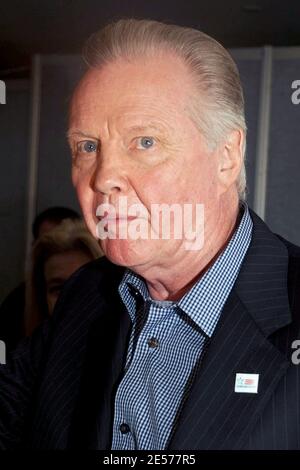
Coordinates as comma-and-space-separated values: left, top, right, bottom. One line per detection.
25, 219, 103, 336
83, 18, 247, 199
32, 206, 80, 240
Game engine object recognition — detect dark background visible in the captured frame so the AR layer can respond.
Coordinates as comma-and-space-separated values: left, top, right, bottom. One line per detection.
1, 0, 300, 78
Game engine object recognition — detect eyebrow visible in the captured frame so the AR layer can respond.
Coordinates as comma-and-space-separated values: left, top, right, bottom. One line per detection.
66, 122, 169, 143
46, 277, 67, 286
66, 129, 98, 141
124, 123, 167, 134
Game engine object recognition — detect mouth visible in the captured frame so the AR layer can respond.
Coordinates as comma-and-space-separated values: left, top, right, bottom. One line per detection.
97, 213, 138, 224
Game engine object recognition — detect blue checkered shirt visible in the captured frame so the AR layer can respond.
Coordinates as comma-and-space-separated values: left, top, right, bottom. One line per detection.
111, 205, 253, 450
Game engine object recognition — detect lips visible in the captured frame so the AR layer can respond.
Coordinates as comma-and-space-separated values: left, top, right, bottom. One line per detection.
98, 213, 137, 223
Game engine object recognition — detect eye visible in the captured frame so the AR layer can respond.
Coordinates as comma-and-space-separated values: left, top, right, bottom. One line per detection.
47, 283, 64, 296
136, 136, 155, 150
77, 140, 98, 154
48, 286, 62, 295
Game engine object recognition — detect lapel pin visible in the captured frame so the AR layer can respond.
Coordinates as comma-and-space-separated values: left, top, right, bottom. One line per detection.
235, 373, 259, 394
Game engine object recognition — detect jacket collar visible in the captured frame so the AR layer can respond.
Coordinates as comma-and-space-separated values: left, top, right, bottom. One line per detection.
234, 209, 291, 336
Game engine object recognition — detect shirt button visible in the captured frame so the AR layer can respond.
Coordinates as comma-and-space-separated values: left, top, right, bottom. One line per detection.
127, 284, 141, 299
119, 423, 130, 434
147, 337, 159, 348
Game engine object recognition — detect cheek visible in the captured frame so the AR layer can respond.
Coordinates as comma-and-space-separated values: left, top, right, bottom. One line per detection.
188, 152, 219, 192
134, 169, 176, 206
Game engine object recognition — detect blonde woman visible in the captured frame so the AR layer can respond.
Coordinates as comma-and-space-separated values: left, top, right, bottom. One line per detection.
25, 219, 102, 336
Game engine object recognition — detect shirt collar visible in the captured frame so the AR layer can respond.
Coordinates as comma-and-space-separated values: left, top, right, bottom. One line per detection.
118, 271, 149, 324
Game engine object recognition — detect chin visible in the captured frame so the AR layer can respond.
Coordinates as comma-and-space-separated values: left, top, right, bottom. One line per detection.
100, 239, 151, 268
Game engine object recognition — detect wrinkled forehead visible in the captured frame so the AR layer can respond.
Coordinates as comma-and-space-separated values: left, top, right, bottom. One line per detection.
69, 54, 196, 122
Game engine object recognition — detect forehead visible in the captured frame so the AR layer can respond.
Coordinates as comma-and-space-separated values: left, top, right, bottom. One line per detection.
69, 54, 195, 126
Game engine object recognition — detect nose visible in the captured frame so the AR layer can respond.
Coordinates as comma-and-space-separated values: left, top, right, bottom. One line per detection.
91, 154, 129, 196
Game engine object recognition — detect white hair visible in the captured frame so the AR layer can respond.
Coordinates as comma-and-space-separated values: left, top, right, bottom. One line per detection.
83, 19, 247, 199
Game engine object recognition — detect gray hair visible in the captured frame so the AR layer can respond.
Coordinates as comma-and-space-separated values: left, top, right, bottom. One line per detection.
83, 19, 247, 199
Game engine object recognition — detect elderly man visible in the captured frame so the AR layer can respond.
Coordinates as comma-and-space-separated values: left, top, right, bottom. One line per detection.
0, 19, 300, 451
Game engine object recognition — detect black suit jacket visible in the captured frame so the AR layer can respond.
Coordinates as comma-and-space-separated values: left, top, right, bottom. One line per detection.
0, 210, 300, 450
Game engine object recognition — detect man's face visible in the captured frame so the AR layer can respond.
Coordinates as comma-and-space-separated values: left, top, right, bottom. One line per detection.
68, 53, 224, 271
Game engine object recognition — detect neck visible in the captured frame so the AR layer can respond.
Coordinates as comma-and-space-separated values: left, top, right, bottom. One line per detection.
136, 197, 241, 301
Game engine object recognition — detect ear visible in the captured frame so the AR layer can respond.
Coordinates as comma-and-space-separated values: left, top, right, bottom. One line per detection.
217, 129, 244, 193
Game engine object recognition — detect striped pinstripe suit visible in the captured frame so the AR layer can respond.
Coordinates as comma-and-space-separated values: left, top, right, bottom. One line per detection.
0, 209, 300, 449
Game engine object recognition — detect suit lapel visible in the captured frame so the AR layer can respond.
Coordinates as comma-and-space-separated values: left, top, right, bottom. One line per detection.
169, 210, 292, 450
